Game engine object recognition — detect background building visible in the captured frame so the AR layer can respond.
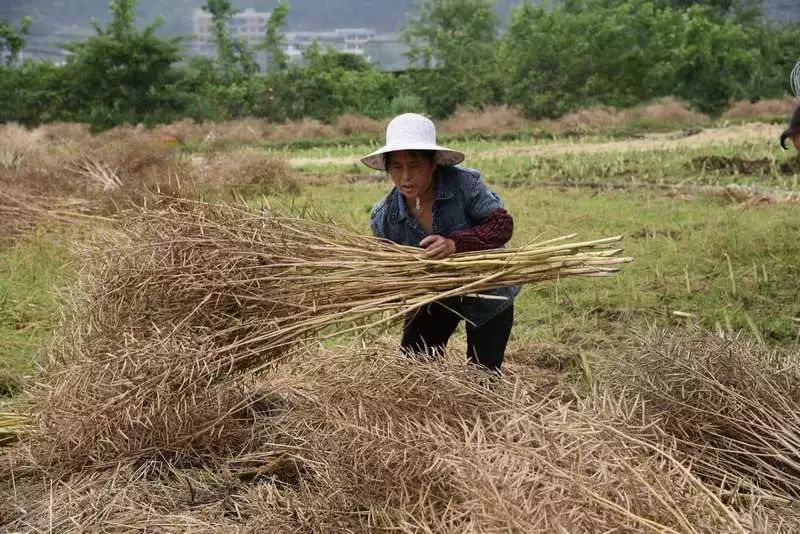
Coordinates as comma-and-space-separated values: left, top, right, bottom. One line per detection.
284, 28, 376, 60
193, 8, 270, 47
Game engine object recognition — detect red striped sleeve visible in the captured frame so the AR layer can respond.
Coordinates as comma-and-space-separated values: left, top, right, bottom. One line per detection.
448, 208, 513, 253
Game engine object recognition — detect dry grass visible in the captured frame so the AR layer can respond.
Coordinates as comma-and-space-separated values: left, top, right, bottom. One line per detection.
600, 330, 800, 502
6, 199, 629, 470
0, 187, 98, 248
3, 346, 756, 532
630, 97, 708, 124
722, 98, 798, 122
3, 201, 800, 529
540, 105, 620, 134
28, 334, 267, 470
333, 113, 384, 137
541, 98, 709, 134
0, 123, 49, 172
267, 118, 337, 143
153, 118, 339, 147
36, 122, 93, 147
193, 148, 298, 191
253, 349, 742, 532
439, 105, 528, 136
0, 124, 298, 241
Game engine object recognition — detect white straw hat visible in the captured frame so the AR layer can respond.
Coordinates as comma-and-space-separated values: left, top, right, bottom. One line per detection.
360, 113, 465, 171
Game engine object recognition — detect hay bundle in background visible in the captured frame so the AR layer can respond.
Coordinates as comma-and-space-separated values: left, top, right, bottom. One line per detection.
599, 330, 800, 502
193, 148, 298, 191
0, 188, 98, 248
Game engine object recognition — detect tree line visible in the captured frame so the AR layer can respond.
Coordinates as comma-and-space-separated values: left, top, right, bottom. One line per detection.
1, 0, 798, 130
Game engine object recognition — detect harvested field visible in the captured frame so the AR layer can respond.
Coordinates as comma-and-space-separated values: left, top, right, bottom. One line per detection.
2, 111, 800, 531
4, 337, 799, 531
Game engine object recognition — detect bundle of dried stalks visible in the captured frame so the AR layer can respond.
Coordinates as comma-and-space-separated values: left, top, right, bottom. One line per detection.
1, 464, 243, 532
0, 188, 98, 247
36, 122, 93, 147
440, 105, 528, 136
251, 348, 741, 532
540, 98, 708, 134
79, 133, 180, 184
599, 330, 800, 502
5, 347, 757, 532
79, 200, 630, 377
333, 113, 383, 137
722, 98, 797, 122
0, 412, 29, 446
266, 118, 337, 143
192, 148, 298, 191
29, 333, 272, 470
0, 123, 49, 172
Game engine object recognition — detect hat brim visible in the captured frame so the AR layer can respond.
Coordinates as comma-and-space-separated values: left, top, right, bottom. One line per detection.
360, 143, 465, 171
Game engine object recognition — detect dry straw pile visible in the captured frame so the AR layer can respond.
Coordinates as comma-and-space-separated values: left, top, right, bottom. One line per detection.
0, 346, 763, 532
0, 123, 298, 246
1, 199, 798, 531
600, 331, 800, 504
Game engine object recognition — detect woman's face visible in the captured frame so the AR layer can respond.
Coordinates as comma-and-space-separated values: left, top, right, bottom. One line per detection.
387, 150, 436, 200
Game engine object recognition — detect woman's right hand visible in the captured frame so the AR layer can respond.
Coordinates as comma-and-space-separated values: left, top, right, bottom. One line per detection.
420, 235, 456, 260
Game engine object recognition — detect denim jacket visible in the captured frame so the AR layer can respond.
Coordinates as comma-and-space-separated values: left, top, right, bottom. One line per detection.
370, 165, 519, 327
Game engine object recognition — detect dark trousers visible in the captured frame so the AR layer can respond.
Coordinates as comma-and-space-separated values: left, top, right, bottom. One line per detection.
400, 301, 514, 372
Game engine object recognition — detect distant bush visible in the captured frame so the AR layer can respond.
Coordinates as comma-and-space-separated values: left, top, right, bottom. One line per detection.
722, 97, 798, 122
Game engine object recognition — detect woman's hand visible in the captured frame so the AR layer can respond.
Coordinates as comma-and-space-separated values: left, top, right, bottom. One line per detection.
420, 235, 456, 259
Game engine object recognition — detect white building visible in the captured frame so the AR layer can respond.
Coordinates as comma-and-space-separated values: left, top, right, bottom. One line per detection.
193, 8, 270, 47
189, 11, 379, 67
284, 28, 376, 59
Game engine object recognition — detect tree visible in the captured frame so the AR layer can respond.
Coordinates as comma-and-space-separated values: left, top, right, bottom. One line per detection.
0, 16, 31, 65
500, 0, 792, 118
61, 0, 187, 127
202, 0, 258, 80
261, 44, 396, 121
263, 0, 289, 72
403, 0, 501, 116
655, 0, 762, 20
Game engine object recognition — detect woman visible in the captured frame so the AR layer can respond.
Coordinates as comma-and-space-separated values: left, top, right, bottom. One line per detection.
363, 113, 518, 372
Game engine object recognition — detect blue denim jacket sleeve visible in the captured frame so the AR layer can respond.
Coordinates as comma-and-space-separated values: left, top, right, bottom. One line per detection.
370, 198, 388, 238
463, 169, 504, 223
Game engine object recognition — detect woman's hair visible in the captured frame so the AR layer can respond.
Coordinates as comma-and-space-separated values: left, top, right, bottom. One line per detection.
383, 150, 438, 171
780, 104, 800, 150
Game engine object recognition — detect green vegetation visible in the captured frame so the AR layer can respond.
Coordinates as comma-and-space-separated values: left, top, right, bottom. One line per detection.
1, 0, 799, 128
0, 15, 30, 65
0, 234, 74, 395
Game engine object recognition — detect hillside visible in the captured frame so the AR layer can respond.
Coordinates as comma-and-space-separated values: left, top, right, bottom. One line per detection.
1, 0, 523, 35
4, 0, 799, 38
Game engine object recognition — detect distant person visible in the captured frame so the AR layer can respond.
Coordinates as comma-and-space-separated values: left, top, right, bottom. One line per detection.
780, 104, 800, 151
363, 113, 518, 373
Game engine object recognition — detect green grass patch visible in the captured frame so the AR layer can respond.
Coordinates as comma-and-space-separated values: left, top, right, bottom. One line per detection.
0, 234, 74, 394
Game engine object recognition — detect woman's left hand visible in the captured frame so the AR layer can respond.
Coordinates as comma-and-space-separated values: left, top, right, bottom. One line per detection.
420, 235, 456, 259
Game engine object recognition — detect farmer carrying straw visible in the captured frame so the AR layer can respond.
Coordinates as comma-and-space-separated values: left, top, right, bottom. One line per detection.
363, 113, 518, 372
